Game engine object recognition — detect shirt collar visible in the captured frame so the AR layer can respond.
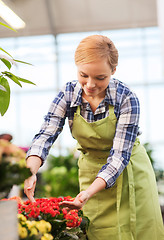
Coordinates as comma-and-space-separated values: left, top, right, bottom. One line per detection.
70, 78, 116, 108
70, 81, 83, 107
104, 78, 116, 106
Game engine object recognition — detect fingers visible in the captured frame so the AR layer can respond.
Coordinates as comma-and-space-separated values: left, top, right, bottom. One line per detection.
60, 201, 76, 207
60, 201, 77, 209
24, 174, 37, 202
25, 184, 36, 203
77, 191, 90, 203
59, 200, 82, 210
26, 192, 36, 203
59, 191, 90, 211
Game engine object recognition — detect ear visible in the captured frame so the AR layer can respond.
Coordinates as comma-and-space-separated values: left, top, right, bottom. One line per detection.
112, 67, 116, 75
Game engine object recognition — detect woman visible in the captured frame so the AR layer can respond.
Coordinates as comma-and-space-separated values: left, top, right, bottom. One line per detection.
24, 35, 164, 240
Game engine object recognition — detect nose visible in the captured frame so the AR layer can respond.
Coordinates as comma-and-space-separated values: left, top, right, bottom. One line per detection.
87, 77, 96, 88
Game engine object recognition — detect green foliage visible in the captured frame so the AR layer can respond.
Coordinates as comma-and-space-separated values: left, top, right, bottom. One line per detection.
0, 160, 32, 199
55, 226, 88, 240
78, 210, 90, 237
143, 142, 155, 167
0, 76, 10, 116
49, 209, 89, 239
0, 21, 35, 116
143, 142, 164, 182
0, 56, 35, 116
36, 154, 79, 198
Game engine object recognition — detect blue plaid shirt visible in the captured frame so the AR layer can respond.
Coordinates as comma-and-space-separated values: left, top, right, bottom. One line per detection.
27, 78, 140, 188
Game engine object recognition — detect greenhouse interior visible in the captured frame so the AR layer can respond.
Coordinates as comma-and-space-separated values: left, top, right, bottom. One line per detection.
0, 0, 164, 239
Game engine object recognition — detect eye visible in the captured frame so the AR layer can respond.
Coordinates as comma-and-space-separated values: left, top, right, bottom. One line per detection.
96, 76, 107, 80
80, 73, 88, 78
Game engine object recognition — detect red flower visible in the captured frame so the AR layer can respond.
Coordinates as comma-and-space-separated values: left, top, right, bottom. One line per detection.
2, 196, 82, 229
65, 210, 82, 228
62, 208, 67, 216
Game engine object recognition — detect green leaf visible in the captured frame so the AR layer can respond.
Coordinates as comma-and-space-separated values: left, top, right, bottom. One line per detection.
58, 230, 80, 240
0, 77, 10, 116
0, 22, 17, 32
0, 58, 12, 70
2, 71, 22, 87
0, 84, 6, 91
2, 71, 35, 86
0, 47, 13, 58
13, 59, 33, 66
17, 77, 36, 85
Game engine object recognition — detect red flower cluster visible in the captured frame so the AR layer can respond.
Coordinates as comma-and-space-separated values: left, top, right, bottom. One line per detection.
64, 209, 82, 228
18, 197, 82, 228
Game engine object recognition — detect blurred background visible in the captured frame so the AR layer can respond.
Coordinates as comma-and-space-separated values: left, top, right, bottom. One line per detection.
0, 0, 164, 203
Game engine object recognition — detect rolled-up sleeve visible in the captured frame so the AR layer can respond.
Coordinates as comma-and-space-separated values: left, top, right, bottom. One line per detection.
97, 92, 140, 188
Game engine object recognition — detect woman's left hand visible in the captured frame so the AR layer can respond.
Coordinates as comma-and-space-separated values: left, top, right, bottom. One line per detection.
60, 191, 90, 210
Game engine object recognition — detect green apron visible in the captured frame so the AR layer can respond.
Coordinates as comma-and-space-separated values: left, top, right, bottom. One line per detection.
72, 105, 164, 240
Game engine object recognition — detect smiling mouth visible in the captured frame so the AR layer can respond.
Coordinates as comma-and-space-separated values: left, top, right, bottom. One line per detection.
86, 87, 96, 93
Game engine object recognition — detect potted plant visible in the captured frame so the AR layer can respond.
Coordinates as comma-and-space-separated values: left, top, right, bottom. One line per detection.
1, 196, 89, 239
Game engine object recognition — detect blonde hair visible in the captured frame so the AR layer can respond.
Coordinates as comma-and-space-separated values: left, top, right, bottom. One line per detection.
75, 35, 118, 71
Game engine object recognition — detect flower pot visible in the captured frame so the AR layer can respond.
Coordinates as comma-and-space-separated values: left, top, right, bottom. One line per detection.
0, 200, 18, 240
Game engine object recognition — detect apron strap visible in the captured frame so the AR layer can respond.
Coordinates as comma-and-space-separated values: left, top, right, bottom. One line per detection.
127, 161, 137, 239
108, 104, 115, 115
116, 172, 123, 239
76, 105, 81, 114
116, 162, 136, 239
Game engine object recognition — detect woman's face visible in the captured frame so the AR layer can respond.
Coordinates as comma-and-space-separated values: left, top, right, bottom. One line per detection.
77, 60, 115, 99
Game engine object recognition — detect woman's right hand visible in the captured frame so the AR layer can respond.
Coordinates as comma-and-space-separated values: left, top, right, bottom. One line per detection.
24, 155, 42, 202
24, 174, 37, 202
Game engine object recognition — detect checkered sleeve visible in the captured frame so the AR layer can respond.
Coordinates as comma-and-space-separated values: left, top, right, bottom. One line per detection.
97, 90, 140, 188
26, 90, 67, 164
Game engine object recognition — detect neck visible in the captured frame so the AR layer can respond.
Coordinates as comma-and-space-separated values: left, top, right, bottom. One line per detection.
82, 90, 106, 101
82, 92, 105, 113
